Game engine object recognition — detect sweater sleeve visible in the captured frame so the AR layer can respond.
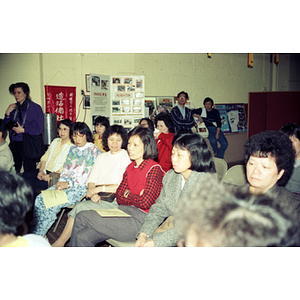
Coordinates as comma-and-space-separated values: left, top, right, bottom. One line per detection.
24, 102, 44, 135
116, 165, 164, 211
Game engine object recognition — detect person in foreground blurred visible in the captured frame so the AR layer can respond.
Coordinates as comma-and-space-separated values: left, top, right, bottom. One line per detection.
280, 122, 300, 194
174, 176, 298, 247
69, 126, 164, 247
135, 132, 216, 247
0, 171, 50, 247
243, 130, 300, 225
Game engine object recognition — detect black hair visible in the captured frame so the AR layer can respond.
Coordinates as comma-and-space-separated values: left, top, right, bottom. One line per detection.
0, 171, 33, 235
72, 122, 93, 142
154, 112, 174, 133
9, 82, 30, 99
203, 97, 214, 106
58, 119, 74, 139
94, 115, 110, 129
139, 118, 155, 132
244, 130, 295, 186
172, 133, 214, 172
177, 91, 189, 99
128, 126, 158, 160
280, 122, 300, 140
0, 119, 8, 139
102, 125, 128, 150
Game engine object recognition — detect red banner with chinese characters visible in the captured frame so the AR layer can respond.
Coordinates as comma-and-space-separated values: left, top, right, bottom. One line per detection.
45, 85, 76, 122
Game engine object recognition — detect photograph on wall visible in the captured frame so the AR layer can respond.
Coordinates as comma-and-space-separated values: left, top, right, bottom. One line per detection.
124, 118, 132, 126
122, 106, 131, 113
101, 80, 109, 90
112, 77, 121, 84
112, 106, 121, 113
136, 79, 143, 88
127, 85, 135, 92
83, 95, 90, 109
135, 92, 144, 98
121, 99, 130, 106
91, 76, 100, 87
133, 99, 141, 106
157, 97, 174, 108
112, 100, 120, 106
117, 85, 125, 92
134, 117, 141, 124
85, 74, 91, 92
133, 106, 142, 113
113, 117, 122, 124
124, 78, 133, 84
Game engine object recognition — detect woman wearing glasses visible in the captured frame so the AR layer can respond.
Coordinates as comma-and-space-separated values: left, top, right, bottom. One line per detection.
31, 122, 101, 237
23, 119, 74, 198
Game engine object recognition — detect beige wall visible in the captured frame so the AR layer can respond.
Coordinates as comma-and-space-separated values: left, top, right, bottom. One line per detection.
0, 53, 287, 162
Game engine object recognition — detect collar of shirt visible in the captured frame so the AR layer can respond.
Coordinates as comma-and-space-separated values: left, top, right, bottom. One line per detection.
133, 159, 148, 171
177, 104, 186, 118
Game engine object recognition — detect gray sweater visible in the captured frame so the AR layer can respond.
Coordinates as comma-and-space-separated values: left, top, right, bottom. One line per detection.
137, 169, 213, 247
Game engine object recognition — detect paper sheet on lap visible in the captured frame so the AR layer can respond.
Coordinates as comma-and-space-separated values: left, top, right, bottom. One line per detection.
42, 190, 69, 209
92, 208, 131, 218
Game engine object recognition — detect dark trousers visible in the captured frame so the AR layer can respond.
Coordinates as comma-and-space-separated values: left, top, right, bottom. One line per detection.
23, 169, 49, 199
9, 140, 37, 173
69, 205, 147, 247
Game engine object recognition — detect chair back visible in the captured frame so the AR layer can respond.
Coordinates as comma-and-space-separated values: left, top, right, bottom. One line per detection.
221, 165, 247, 186
213, 157, 228, 180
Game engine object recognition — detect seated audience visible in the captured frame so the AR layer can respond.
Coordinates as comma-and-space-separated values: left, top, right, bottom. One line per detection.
139, 117, 155, 132
154, 112, 174, 172
93, 115, 110, 152
243, 130, 300, 225
23, 119, 73, 198
280, 122, 300, 194
0, 119, 14, 171
134, 132, 216, 247
174, 176, 298, 247
31, 122, 101, 237
52, 125, 131, 247
0, 171, 50, 247
69, 126, 164, 247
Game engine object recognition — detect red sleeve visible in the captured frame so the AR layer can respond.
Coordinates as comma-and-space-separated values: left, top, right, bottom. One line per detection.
116, 165, 163, 210
115, 171, 128, 201
158, 133, 173, 151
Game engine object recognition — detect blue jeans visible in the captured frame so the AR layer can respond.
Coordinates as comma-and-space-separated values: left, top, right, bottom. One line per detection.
207, 126, 228, 159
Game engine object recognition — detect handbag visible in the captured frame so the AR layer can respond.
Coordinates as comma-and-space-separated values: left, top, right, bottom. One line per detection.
198, 122, 209, 138
23, 133, 45, 160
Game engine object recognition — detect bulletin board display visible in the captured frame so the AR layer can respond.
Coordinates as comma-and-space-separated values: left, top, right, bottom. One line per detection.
110, 75, 145, 132
215, 104, 247, 133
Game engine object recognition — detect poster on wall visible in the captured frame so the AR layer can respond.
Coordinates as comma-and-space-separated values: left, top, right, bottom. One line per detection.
45, 85, 76, 122
215, 104, 247, 133
90, 73, 110, 127
110, 75, 145, 131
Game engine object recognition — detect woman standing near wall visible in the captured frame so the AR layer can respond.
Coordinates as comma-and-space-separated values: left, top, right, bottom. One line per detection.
4, 82, 44, 173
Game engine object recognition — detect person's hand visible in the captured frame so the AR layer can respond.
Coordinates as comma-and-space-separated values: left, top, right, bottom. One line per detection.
134, 233, 148, 247
90, 194, 101, 203
55, 181, 69, 190
37, 171, 44, 180
41, 174, 50, 182
12, 122, 24, 134
6, 103, 17, 115
215, 133, 219, 139
124, 189, 131, 198
142, 239, 155, 247
86, 188, 96, 199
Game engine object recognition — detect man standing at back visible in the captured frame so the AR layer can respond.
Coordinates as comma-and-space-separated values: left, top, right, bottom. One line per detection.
170, 91, 195, 133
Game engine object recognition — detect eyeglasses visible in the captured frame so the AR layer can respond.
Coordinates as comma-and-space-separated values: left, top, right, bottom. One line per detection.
73, 133, 85, 138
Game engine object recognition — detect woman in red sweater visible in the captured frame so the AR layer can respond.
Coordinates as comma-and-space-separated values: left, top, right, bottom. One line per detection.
154, 112, 175, 172
69, 126, 165, 246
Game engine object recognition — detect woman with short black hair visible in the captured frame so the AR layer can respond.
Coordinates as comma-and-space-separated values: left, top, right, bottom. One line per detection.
69, 126, 165, 247
135, 132, 216, 247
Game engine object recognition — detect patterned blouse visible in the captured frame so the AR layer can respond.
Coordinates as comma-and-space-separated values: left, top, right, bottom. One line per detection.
59, 142, 101, 187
